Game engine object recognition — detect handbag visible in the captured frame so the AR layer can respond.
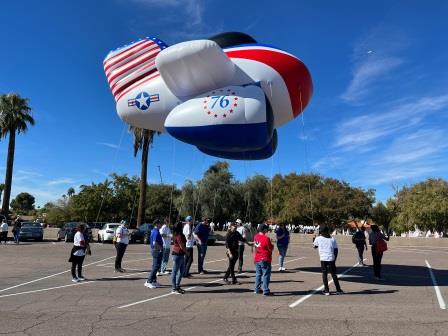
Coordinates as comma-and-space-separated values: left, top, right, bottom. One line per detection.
376, 238, 388, 253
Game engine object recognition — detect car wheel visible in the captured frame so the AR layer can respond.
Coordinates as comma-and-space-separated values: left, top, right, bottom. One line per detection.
57, 236, 61, 242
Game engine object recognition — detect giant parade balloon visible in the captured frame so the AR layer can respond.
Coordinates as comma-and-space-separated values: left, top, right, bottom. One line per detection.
103, 32, 312, 160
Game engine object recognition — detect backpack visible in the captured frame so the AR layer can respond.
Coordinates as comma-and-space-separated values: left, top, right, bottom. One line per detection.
376, 238, 388, 253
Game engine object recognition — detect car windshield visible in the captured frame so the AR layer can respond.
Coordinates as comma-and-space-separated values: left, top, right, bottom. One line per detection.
108, 224, 120, 229
22, 223, 41, 228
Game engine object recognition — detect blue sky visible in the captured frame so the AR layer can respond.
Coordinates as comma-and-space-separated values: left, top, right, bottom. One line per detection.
1, 0, 447, 207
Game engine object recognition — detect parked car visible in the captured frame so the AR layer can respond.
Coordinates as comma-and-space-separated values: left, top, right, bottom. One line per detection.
97, 223, 120, 243
19, 222, 44, 241
129, 223, 154, 244
57, 222, 92, 242
89, 222, 107, 230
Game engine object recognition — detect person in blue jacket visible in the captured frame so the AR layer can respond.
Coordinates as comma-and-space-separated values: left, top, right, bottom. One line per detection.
275, 223, 290, 271
145, 219, 163, 289
194, 217, 211, 274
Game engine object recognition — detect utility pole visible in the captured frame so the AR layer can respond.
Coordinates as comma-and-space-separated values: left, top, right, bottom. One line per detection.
157, 165, 163, 184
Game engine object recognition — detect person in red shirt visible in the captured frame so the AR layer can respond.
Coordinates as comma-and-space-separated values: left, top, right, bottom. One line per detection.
253, 223, 274, 296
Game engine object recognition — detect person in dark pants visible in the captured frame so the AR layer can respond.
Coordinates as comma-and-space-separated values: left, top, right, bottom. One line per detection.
194, 217, 211, 274
114, 220, 129, 272
0, 219, 8, 244
183, 216, 195, 277
235, 219, 246, 273
313, 226, 343, 295
223, 222, 249, 284
145, 219, 163, 288
12, 216, 22, 244
352, 226, 368, 266
68, 223, 87, 282
369, 224, 390, 280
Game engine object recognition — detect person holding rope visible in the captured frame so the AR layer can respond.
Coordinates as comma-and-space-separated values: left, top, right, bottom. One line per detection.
223, 221, 251, 284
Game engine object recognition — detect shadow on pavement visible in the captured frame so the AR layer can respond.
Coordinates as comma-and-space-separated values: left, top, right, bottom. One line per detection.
295, 264, 448, 286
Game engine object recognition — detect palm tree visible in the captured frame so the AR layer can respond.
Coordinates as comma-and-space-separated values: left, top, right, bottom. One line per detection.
67, 187, 75, 198
130, 126, 157, 227
0, 183, 5, 206
0, 94, 35, 216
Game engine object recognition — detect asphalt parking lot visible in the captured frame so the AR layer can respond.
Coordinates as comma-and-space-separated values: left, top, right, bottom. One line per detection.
0, 238, 447, 336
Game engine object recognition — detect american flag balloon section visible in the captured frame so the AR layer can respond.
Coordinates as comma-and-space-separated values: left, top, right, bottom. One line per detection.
103, 32, 313, 160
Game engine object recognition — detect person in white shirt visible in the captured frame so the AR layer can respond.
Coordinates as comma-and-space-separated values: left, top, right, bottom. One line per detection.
236, 219, 246, 273
313, 226, 343, 295
158, 219, 172, 275
114, 220, 129, 273
183, 216, 195, 277
0, 219, 8, 244
68, 223, 88, 282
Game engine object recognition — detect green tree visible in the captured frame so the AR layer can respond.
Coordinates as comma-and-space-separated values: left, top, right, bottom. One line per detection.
240, 175, 269, 224
130, 127, 158, 227
371, 202, 393, 230
0, 94, 35, 215
67, 187, 75, 198
146, 184, 180, 223
10, 192, 35, 213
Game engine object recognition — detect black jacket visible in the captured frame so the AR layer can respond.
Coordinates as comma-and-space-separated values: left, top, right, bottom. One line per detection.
225, 231, 245, 252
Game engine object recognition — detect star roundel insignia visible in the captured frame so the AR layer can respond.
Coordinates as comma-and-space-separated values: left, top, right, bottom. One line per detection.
203, 92, 239, 119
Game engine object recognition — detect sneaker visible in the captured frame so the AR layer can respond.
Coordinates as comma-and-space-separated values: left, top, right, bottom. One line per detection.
153, 282, 161, 288
176, 288, 185, 294
254, 289, 263, 294
162, 271, 170, 275
223, 278, 231, 285
263, 292, 273, 296
157, 272, 163, 276
336, 290, 344, 295
115, 269, 124, 273
171, 289, 178, 294
144, 281, 152, 288
278, 267, 283, 271
77, 276, 86, 281
322, 291, 330, 296
72, 278, 79, 283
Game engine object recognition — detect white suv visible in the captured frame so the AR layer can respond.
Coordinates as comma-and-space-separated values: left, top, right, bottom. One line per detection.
97, 223, 120, 243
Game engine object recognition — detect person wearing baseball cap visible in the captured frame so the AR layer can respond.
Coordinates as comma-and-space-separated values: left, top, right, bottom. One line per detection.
253, 222, 274, 296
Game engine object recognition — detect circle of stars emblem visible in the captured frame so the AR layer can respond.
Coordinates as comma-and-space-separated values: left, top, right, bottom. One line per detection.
203, 89, 239, 119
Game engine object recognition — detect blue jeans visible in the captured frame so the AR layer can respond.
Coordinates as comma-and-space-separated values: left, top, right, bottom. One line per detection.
159, 247, 171, 273
197, 244, 208, 272
148, 250, 163, 283
14, 231, 20, 243
254, 261, 271, 294
277, 244, 288, 268
171, 254, 185, 289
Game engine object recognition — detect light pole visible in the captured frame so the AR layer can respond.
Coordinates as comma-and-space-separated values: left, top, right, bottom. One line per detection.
157, 165, 163, 184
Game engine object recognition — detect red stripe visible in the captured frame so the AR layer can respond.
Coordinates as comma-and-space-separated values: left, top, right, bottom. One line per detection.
115, 73, 161, 102
105, 42, 158, 75
104, 40, 151, 67
110, 60, 156, 93
112, 67, 158, 97
107, 49, 160, 85
225, 48, 313, 117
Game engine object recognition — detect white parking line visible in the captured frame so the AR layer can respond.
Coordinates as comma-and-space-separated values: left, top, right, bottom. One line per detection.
117, 257, 306, 309
425, 260, 446, 310
0, 256, 115, 294
0, 270, 147, 299
289, 259, 364, 308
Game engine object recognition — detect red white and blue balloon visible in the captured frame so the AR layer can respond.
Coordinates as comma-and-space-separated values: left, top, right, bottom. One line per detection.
104, 32, 312, 160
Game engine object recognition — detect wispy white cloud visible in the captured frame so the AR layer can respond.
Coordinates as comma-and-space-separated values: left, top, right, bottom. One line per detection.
47, 178, 75, 186
335, 94, 448, 151
341, 26, 409, 104
124, 0, 221, 42
96, 142, 120, 149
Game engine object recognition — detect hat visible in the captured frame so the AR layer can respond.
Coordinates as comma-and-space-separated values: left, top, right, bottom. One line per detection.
185, 215, 192, 222
258, 224, 268, 232
120, 220, 127, 224
236, 219, 242, 224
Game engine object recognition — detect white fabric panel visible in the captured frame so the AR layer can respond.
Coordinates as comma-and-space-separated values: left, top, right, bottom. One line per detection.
164, 85, 266, 127
229, 58, 293, 128
116, 76, 179, 133
156, 40, 235, 98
